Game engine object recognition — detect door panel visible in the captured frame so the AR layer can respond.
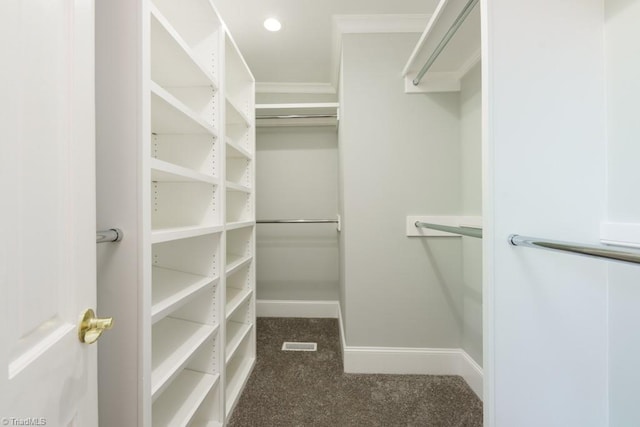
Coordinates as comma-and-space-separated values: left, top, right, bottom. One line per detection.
0, 0, 97, 425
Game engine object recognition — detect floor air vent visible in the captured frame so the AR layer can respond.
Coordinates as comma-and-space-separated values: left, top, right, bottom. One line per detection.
282, 342, 317, 351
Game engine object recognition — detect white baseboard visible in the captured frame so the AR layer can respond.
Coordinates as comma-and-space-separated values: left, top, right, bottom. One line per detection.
256, 299, 340, 318
337, 307, 483, 400
458, 350, 484, 399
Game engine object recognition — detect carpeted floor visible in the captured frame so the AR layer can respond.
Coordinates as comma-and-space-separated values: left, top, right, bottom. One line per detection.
228, 318, 483, 426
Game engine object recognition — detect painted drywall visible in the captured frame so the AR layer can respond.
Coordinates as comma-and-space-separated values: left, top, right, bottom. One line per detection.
459, 62, 482, 366
484, 1, 608, 425
255, 126, 339, 301
339, 33, 463, 348
604, 0, 640, 425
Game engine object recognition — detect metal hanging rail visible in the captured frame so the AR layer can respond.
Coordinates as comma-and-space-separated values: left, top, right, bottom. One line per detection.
414, 221, 482, 238
256, 114, 338, 120
97, 228, 123, 243
412, 0, 479, 86
257, 219, 339, 224
509, 234, 640, 265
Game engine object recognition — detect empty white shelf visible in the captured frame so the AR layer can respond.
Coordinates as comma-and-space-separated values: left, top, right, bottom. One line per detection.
226, 98, 252, 127
225, 321, 252, 363
190, 422, 223, 427
226, 137, 252, 160
151, 317, 218, 400
226, 181, 251, 193
225, 356, 255, 418
151, 158, 219, 185
152, 266, 218, 324
225, 220, 254, 231
225, 288, 253, 319
150, 5, 219, 89
152, 369, 219, 427
151, 225, 224, 244
151, 82, 218, 136
225, 254, 252, 276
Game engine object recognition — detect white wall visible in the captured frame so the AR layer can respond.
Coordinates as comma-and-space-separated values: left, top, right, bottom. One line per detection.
484, 1, 608, 425
256, 126, 339, 301
340, 33, 464, 348
604, 0, 640, 425
460, 63, 483, 366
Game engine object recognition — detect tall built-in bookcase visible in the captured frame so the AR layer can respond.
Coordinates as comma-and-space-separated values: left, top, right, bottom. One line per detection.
96, 0, 255, 425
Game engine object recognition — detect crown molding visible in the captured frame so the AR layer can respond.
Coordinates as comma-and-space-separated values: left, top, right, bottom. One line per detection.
333, 14, 431, 34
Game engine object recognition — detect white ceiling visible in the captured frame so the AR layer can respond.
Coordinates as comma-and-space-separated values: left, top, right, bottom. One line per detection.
213, 0, 439, 93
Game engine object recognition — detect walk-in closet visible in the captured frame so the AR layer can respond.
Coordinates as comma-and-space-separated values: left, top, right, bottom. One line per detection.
4, 0, 640, 426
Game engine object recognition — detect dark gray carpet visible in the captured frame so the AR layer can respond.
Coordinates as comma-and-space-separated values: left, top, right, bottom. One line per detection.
228, 318, 483, 426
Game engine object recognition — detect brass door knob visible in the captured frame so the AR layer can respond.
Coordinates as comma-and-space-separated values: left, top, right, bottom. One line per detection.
78, 308, 114, 344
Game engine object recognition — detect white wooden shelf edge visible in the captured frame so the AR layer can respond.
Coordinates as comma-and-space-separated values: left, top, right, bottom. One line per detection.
151, 225, 224, 244
406, 215, 482, 237
600, 222, 640, 249
151, 81, 219, 137
225, 220, 255, 231
225, 288, 253, 319
151, 266, 219, 324
151, 318, 219, 401
191, 422, 224, 427
255, 102, 339, 113
150, 4, 219, 90
225, 255, 253, 276
225, 322, 253, 363
226, 181, 252, 193
152, 369, 220, 427
151, 158, 219, 185
256, 117, 337, 128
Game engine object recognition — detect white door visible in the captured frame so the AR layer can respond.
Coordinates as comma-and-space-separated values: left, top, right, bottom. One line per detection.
0, 1, 99, 426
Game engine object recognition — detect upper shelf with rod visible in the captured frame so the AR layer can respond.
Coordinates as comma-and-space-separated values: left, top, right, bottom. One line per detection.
255, 103, 339, 128
402, 0, 480, 93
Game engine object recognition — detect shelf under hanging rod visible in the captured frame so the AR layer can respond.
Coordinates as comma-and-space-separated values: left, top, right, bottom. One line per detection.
509, 234, 640, 266
412, 0, 479, 86
414, 221, 482, 238
97, 228, 123, 243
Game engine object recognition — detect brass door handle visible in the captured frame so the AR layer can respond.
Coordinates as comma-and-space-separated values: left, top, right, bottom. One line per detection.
78, 308, 114, 344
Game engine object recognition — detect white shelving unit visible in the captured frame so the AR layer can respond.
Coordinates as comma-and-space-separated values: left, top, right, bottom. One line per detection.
402, 0, 481, 93
96, 0, 255, 425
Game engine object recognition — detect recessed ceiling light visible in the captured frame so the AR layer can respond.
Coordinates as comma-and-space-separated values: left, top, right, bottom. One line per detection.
263, 18, 282, 32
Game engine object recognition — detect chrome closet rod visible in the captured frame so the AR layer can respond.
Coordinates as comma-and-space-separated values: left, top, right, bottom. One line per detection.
509, 234, 640, 265
415, 221, 482, 238
257, 219, 339, 224
412, 0, 479, 86
97, 228, 123, 243
256, 114, 338, 120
